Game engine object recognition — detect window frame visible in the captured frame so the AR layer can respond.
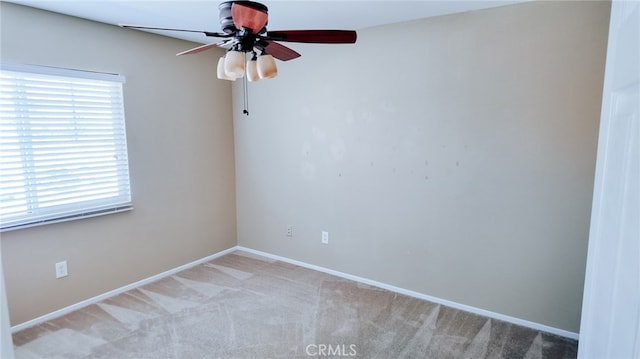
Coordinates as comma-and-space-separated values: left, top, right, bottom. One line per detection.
0, 63, 133, 231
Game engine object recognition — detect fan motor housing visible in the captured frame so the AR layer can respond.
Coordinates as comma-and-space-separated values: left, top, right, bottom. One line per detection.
219, 1, 268, 34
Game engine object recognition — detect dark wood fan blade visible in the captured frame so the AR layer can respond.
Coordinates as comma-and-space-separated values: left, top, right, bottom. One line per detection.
119, 24, 230, 38
263, 41, 301, 61
176, 40, 232, 56
266, 30, 357, 44
231, 3, 268, 34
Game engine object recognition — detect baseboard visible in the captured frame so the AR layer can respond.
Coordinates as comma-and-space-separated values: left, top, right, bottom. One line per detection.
236, 246, 580, 341
12, 245, 579, 341
11, 246, 239, 333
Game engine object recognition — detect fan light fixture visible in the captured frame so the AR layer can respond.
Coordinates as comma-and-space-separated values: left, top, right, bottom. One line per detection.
217, 50, 277, 81
224, 50, 245, 78
257, 54, 277, 79
246, 54, 260, 82
217, 57, 237, 81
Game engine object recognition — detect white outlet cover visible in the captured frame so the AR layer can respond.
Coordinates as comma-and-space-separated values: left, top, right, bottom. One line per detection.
56, 261, 68, 278
322, 231, 329, 244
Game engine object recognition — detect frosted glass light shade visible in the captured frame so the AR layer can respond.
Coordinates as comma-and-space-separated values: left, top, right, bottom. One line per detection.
246, 59, 260, 82
216, 57, 236, 81
257, 54, 277, 79
224, 51, 245, 78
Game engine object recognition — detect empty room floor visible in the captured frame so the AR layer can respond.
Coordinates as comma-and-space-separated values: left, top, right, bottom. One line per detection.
12, 251, 578, 358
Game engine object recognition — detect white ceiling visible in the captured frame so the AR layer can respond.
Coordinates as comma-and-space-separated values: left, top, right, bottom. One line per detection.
6, 0, 526, 44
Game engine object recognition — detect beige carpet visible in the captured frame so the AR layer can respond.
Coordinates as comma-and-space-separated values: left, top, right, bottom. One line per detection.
13, 251, 578, 358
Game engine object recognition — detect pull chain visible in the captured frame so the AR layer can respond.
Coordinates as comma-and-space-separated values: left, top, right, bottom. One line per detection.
242, 73, 249, 116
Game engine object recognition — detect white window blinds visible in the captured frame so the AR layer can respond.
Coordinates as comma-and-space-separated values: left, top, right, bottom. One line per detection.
0, 64, 132, 231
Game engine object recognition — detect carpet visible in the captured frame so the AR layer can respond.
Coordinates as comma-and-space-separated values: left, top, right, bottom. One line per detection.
12, 251, 578, 358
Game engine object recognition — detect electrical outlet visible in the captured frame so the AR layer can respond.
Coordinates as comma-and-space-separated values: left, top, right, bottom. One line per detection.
322, 231, 329, 244
287, 225, 293, 237
55, 261, 68, 279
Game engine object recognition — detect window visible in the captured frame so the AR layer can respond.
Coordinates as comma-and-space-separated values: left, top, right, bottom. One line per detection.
0, 64, 132, 231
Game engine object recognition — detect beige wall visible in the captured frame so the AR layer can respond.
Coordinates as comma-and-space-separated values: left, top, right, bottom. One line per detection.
234, 1, 609, 332
0, 3, 237, 325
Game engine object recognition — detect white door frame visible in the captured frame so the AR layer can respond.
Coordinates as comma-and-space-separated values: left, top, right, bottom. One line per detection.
578, 1, 640, 358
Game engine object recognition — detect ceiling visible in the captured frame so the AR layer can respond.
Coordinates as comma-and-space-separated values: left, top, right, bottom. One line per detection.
6, 1, 526, 44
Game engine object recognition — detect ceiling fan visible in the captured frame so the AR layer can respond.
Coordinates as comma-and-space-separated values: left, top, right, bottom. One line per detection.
121, 1, 357, 82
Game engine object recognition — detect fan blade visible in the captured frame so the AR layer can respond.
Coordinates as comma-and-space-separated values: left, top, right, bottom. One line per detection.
120, 24, 230, 38
263, 41, 301, 61
231, 2, 268, 34
176, 40, 232, 56
266, 30, 357, 44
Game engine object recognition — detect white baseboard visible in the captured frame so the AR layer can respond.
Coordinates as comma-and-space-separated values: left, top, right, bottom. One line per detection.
12, 245, 579, 341
236, 246, 580, 341
11, 246, 239, 333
